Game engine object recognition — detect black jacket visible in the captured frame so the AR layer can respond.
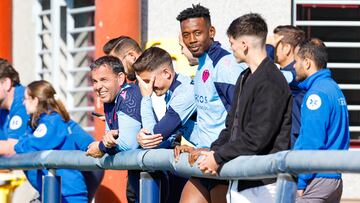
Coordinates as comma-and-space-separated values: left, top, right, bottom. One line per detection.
211, 57, 292, 191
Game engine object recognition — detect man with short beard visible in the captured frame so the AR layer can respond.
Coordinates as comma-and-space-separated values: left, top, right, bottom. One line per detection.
0, 59, 28, 154
86, 56, 142, 203
293, 38, 349, 202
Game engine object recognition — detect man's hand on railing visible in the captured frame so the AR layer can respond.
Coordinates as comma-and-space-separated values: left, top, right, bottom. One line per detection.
188, 148, 209, 167
198, 151, 219, 176
174, 146, 210, 167
136, 128, 163, 149
86, 141, 105, 158
174, 145, 194, 162
102, 130, 119, 148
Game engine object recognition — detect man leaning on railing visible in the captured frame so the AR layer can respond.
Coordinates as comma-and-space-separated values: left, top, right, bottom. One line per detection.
197, 13, 293, 203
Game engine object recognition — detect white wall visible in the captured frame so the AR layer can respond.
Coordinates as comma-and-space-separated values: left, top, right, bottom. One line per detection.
12, 1, 45, 200
146, 0, 291, 49
12, 0, 37, 85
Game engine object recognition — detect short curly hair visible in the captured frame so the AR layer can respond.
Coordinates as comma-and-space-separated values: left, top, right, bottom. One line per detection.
176, 4, 211, 26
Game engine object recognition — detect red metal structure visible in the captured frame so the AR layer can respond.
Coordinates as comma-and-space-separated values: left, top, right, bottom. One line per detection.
0, 0, 12, 61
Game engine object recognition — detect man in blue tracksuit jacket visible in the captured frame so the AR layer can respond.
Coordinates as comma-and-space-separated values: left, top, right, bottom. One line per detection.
86, 56, 142, 156
133, 47, 197, 203
0, 84, 28, 139
86, 55, 142, 203
133, 47, 197, 149
266, 25, 306, 147
192, 41, 246, 148
293, 38, 350, 202
175, 4, 247, 203
0, 59, 29, 148
176, 6, 247, 150
98, 82, 142, 154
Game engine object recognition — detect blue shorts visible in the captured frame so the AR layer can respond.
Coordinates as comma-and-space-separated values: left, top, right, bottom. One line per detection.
196, 177, 228, 191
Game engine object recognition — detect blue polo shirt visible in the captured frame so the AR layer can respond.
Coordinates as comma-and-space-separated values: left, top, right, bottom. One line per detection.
0, 84, 29, 140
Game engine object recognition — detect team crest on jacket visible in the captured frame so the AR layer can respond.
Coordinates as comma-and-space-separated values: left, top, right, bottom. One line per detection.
202, 69, 210, 83
33, 124, 47, 138
306, 94, 322, 110
9, 115, 22, 130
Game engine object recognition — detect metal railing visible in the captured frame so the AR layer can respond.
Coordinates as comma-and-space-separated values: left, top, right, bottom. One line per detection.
1, 149, 360, 203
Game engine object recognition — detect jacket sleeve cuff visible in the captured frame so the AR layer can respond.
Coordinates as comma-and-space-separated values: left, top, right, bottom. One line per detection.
98, 141, 120, 155
98, 141, 107, 153
297, 177, 308, 190
213, 151, 225, 166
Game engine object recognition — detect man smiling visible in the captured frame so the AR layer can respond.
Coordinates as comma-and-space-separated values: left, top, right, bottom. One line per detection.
175, 4, 246, 203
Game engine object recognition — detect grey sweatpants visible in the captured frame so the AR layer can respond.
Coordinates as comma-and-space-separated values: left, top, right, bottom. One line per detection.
296, 178, 342, 203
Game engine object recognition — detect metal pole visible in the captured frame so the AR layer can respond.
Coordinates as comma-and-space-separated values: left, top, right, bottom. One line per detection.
50, 0, 61, 94
275, 173, 297, 203
140, 172, 161, 203
42, 169, 61, 203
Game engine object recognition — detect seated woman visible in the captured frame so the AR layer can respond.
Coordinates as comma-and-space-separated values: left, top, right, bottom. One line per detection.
14, 80, 89, 203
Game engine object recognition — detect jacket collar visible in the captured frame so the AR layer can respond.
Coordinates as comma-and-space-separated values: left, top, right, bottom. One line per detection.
198, 41, 222, 68
168, 73, 179, 92
298, 68, 331, 90
281, 61, 295, 71
165, 74, 180, 103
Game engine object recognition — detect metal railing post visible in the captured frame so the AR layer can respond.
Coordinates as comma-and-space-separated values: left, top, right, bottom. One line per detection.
275, 173, 297, 203
42, 169, 61, 203
140, 172, 161, 203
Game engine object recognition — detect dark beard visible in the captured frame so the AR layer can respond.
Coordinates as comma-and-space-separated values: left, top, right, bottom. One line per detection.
0, 99, 5, 108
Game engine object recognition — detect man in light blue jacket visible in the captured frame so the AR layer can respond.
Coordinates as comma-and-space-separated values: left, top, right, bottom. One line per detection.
133, 46, 197, 149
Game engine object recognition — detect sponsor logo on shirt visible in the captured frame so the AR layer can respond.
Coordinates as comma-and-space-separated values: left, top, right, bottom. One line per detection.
306, 94, 322, 110
33, 124, 47, 138
195, 94, 208, 104
9, 115, 22, 130
202, 69, 210, 83
120, 90, 127, 100
338, 98, 347, 106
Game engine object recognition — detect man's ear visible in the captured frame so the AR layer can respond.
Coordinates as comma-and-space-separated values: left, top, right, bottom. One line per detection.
242, 40, 249, 56
2, 78, 12, 92
162, 67, 172, 80
127, 51, 138, 64
304, 58, 312, 70
117, 72, 126, 85
209, 26, 216, 39
283, 43, 292, 56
